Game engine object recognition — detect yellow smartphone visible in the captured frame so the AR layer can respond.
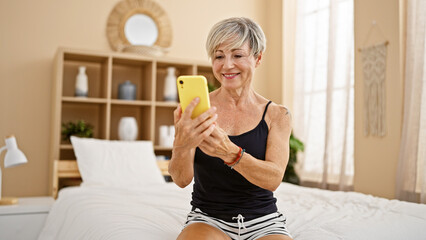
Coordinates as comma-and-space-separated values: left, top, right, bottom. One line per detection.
177, 75, 211, 119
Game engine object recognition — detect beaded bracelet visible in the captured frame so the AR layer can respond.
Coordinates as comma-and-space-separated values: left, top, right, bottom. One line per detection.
225, 147, 245, 169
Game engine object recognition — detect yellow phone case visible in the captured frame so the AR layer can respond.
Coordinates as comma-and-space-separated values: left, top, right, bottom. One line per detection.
177, 75, 211, 119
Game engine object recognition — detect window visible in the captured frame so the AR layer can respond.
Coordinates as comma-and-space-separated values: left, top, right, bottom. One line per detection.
293, 0, 354, 188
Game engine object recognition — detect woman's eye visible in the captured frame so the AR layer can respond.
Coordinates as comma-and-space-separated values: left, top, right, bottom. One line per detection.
234, 55, 242, 58
215, 55, 224, 59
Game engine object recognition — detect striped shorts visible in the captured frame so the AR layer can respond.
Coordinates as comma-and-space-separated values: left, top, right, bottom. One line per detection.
184, 208, 292, 240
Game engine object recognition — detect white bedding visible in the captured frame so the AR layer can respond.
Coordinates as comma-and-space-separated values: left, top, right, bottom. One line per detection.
39, 182, 426, 240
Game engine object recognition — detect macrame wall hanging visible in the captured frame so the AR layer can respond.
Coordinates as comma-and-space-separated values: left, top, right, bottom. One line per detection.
359, 21, 389, 137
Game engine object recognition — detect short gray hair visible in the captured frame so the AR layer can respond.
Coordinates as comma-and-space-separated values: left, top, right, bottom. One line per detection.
206, 17, 266, 60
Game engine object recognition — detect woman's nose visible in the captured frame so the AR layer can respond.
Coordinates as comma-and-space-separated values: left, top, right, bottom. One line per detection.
223, 57, 234, 69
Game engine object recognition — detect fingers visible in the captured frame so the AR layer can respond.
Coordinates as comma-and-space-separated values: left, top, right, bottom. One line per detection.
195, 113, 218, 134
182, 97, 200, 119
191, 117, 216, 146
194, 106, 217, 128
174, 105, 182, 125
173, 98, 218, 150
204, 124, 225, 140
201, 123, 216, 138
199, 133, 215, 147
198, 131, 217, 153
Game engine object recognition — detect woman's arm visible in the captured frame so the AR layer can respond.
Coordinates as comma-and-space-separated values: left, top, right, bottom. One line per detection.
168, 98, 217, 188
199, 105, 292, 191
168, 146, 195, 188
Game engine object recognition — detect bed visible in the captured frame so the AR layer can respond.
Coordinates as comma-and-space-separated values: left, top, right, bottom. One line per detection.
39, 137, 426, 240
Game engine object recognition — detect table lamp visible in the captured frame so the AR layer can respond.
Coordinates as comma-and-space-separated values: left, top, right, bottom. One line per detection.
0, 135, 28, 205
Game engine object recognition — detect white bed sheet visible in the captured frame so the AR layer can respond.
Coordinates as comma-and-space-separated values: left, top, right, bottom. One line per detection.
38, 182, 426, 240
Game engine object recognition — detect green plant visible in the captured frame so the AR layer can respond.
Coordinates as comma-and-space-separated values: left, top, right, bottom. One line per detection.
61, 120, 94, 142
208, 82, 218, 92
283, 133, 304, 185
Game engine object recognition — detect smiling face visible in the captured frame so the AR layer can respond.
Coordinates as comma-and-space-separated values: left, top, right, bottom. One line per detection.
212, 41, 262, 90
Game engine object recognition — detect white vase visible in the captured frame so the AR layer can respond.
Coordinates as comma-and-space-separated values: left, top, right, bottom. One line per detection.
163, 67, 177, 101
159, 125, 169, 146
75, 66, 88, 97
159, 125, 175, 147
118, 117, 138, 141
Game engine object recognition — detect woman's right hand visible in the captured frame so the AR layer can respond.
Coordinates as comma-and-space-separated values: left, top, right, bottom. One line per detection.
169, 97, 217, 188
173, 97, 217, 150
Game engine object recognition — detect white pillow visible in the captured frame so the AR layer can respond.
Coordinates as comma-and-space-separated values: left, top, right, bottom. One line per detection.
70, 136, 165, 188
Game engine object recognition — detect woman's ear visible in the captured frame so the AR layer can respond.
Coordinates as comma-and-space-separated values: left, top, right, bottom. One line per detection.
255, 52, 262, 67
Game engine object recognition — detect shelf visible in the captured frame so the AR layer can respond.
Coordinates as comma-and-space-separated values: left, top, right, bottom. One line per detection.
56, 160, 80, 178
154, 146, 173, 151
60, 144, 73, 149
62, 96, 108, 104
155, 101, 178, 107
63, 52, 109, 62
62, 54, 109, 98
112, 58, 153, 101
59, 144, 75, 160
61, 102, 107, 143
110, 105, 152, 141
154, 107, 175, 146
51, 47, 218, 197
111, 99, 151, 106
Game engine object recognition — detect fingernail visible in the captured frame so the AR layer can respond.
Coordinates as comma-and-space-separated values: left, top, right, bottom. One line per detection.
212, 106, 217, 111
195, 97, 200, 102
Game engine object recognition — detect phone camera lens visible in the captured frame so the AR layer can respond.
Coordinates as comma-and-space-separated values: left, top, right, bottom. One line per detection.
179, 80, 183, 84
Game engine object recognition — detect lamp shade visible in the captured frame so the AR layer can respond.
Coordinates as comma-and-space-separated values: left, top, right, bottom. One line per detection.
3, 136, 27, 168
0, 135, 28, 205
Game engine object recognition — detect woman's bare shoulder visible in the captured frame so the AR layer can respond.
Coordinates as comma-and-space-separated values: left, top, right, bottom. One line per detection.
267, 102, 292, 128
268, 102, 291, 118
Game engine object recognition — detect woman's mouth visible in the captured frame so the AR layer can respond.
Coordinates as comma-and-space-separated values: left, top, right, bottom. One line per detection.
222, 73, 240, 79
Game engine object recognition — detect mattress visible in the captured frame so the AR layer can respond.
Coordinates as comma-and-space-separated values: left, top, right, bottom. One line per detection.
38, 182, 426, 240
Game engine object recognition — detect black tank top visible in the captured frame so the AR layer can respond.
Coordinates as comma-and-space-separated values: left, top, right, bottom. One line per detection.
191, 101, 277, 221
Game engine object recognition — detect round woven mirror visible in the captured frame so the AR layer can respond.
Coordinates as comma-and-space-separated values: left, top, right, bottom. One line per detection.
106, 0, 172, 55
124, 13, 158, 45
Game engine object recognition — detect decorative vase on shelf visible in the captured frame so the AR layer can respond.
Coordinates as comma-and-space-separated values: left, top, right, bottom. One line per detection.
159, 125, 175, 147
75, 66, 88, 97
118, 117, 138, 141
118, 80, 136, 100
163, 67, 177, 101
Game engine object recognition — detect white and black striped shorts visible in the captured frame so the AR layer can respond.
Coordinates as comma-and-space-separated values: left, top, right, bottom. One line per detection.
184, 208, 292, 240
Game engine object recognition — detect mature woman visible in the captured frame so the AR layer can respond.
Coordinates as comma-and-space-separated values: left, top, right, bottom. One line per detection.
169, 17, 293, 240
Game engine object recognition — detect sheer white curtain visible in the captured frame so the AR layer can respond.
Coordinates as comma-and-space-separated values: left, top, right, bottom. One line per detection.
293, 0, 354, 190
396, 0, 426, 204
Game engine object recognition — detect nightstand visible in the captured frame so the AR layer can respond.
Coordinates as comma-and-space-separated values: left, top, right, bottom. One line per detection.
0, 196, 54, 240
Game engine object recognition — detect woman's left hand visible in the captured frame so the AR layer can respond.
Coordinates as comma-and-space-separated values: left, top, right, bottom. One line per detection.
198, 125, 240, 164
